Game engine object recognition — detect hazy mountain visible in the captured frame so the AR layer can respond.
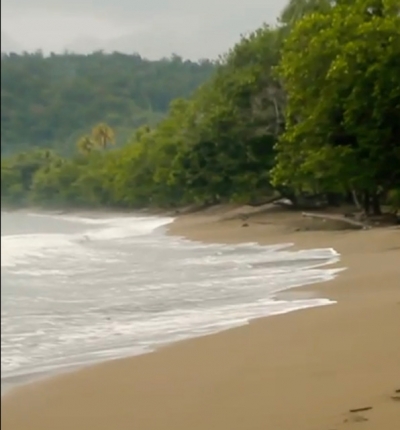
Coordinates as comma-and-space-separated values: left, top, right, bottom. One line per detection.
64, 36, 107, 55
65, 32, 194, 60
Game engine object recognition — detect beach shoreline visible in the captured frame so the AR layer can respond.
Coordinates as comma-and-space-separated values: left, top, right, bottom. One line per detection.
2, 207, 400, 430
0, 206, 339, 396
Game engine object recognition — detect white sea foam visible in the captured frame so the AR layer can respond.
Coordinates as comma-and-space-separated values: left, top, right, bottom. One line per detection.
1, 233, 74, 268
81, 217, 174, 241
1, 215, 174, 268
1, 211, 343, 393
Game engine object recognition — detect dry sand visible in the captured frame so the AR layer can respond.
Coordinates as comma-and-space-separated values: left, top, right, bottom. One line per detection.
2, 207, 400, 430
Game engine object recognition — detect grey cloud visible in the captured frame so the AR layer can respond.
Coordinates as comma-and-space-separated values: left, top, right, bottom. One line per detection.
1, 32, 24, 52
2, 0, 284, 23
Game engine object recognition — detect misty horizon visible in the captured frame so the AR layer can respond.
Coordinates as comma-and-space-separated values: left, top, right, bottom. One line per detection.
0, 31, 217, 61
1, 0, 285, 60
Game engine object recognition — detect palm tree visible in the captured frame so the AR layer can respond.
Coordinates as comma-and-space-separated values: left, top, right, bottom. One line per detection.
91, 123, 116, 150
77, 135, 95, 155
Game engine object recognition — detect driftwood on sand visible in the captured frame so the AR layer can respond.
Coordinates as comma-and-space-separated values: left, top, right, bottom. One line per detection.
301, 212, 369, 229
349, 406, 373, 413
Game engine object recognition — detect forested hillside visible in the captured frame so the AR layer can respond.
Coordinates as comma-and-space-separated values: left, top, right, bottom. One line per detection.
2, 0, 400, 217
0, 52, 215, 154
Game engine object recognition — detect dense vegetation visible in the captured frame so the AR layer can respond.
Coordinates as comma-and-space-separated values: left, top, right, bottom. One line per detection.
2, 0, 400, 216
1, 52, 215, 154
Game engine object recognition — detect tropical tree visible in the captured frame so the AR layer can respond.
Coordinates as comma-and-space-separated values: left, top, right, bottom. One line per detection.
76, 135, 95, 155
279, 0, 332, 27
91, 123, 116, 150
169, 25, 284, 204
272, 0, 400, 214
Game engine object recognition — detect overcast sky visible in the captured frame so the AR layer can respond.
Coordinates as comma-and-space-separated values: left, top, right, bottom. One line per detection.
1, 0, 286, 59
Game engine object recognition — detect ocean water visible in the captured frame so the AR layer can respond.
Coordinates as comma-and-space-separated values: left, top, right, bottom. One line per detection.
1, 210, 342, 394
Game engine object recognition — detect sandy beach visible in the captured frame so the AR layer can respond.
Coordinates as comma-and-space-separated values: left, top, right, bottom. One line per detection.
2, 206, 400, 430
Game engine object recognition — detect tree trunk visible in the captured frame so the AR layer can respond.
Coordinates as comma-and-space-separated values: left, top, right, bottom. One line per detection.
351, 189, 362, 209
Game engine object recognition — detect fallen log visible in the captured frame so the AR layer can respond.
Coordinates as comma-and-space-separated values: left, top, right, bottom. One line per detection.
249, 195, 282, 207
301, 212, 369, 229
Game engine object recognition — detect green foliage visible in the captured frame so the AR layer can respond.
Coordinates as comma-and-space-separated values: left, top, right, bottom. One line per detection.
1, 51, 216, 155
166, 25, 284, 204
1, 149, 61, 206
2, 1, 399, 215
272, 0, 400, 212
387, 189, 400, 213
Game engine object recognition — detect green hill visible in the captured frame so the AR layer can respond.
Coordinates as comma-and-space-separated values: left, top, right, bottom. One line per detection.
0, 51, 215, 155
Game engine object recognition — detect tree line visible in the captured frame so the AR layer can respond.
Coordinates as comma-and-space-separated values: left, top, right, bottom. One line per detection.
2, 0, 400, 216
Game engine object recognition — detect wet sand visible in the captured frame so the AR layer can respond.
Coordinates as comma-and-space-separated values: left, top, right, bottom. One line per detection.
2, 207, 400, 430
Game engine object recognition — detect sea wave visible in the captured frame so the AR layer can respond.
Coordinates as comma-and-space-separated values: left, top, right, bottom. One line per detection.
1, 211, 343, 394
1, 214, 173, 268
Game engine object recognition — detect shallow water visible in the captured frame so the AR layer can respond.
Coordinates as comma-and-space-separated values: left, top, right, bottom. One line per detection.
1, 210, 342, 394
